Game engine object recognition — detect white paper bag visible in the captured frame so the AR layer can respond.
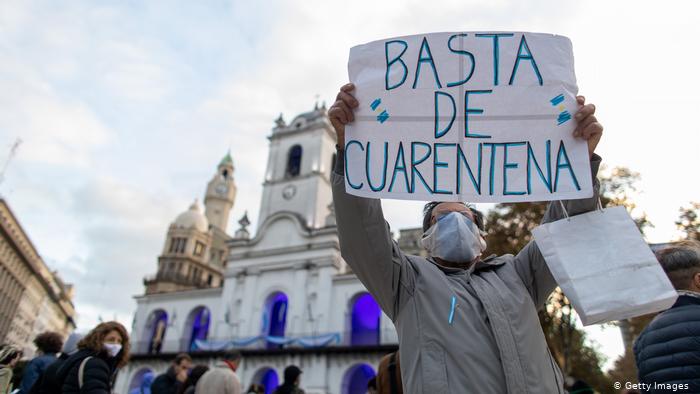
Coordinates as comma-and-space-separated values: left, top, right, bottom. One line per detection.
531, 205, 678, 325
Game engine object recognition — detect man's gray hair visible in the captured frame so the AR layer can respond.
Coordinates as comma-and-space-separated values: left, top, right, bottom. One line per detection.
656, 240, 700, 290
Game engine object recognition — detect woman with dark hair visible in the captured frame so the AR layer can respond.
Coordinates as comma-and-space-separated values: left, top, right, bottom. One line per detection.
0, 345, 22, 394
177, 365, 209, 394
18, 332, 63, 393
55, 321, 130, 394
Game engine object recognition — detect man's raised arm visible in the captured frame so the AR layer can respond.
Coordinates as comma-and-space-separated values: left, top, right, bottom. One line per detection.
329, 84, 415, 320
514, 96, 605, 307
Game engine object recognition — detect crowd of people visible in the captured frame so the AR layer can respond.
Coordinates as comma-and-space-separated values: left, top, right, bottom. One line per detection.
144, 351, 306, 394
0, 321, 128, 394
0, 327, 307, 394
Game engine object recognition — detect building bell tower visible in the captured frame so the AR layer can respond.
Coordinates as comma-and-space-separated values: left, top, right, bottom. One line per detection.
144, 152, 236, 294
257, 103, 337, 230
204, 152, 237, 231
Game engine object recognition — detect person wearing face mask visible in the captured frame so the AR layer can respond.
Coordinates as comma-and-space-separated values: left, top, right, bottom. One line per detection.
55, 321, 130, 394
329, 83, 604, 393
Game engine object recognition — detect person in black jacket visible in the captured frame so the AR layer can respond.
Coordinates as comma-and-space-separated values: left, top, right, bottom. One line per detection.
272, 366, 304, 394
150, 354, 191, 394
634, 240, 700, 393
55, 321, 130, 394
176, 364, 208, 394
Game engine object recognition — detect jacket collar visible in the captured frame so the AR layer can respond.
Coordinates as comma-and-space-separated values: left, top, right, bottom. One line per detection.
674, 291, 700, 307
473, 254, 506, 271
427, 254, 505, 274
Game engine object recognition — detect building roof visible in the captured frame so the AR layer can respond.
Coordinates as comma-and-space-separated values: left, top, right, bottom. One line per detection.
219, 151, 233, 167
274, 103, 328, 134
289, 107, 325, 126
173, 200, 209, 232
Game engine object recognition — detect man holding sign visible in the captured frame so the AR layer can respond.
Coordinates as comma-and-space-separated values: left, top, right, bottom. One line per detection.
329, 32, 603, 393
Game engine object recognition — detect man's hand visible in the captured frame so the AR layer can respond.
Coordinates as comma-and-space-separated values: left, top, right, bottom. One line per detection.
328, 83, 359, 148
573, 96, 603, 158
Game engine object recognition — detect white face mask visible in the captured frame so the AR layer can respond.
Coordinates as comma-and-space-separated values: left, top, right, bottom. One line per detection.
103, 343, 122, 358
421, 211, 486, 263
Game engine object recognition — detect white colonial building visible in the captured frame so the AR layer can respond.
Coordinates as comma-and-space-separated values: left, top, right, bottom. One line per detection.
115, 105, 419, 394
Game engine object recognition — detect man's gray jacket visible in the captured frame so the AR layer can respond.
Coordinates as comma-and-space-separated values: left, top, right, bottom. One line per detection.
332, 148, 601, 394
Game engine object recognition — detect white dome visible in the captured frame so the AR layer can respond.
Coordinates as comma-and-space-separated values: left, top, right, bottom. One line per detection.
174, 200, 209, 232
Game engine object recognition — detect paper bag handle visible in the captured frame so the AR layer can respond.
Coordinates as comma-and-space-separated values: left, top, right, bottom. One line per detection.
558, 198, 604, 221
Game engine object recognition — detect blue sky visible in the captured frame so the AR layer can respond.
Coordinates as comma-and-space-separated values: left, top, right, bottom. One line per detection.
1, 0, 698, 369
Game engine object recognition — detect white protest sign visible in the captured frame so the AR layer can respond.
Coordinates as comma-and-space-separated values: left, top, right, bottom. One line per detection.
345, 32, 592, 202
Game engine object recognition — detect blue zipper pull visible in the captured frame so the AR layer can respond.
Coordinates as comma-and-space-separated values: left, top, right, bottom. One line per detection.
448, 296, 456, 325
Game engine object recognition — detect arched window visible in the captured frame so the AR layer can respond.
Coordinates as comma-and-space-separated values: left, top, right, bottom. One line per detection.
184, 306, 211, 351
341, 364, 376, 394
252, 367, 279, 394
143, 310, 168, 354
262, 292, 288, 349
128, 368, 154, 394
349, 292, 381, 346
286, 145, 303, 178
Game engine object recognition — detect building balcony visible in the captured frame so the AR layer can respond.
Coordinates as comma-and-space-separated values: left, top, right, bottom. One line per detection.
130, 329, 399, 358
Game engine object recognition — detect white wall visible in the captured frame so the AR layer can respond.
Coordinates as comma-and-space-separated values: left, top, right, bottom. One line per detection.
133, 211, 398, 352
133, 288, 223, 354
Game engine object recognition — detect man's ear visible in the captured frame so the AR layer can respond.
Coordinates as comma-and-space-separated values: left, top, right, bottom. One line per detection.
693, 271, 700, 291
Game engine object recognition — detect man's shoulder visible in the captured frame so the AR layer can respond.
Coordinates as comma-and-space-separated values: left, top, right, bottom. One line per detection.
84, 356, 109, 370
638, 302, 700, 341
215, 366, 239, 378
652, 300, 700, 325
196, 367, 240, 391
33, 354, 56, 366
201, 366, 239, 381
152, 372, 173, 385
158, 372, 175, 381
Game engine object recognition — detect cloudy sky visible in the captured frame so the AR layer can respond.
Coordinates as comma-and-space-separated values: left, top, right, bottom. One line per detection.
1, 0, 698, 368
